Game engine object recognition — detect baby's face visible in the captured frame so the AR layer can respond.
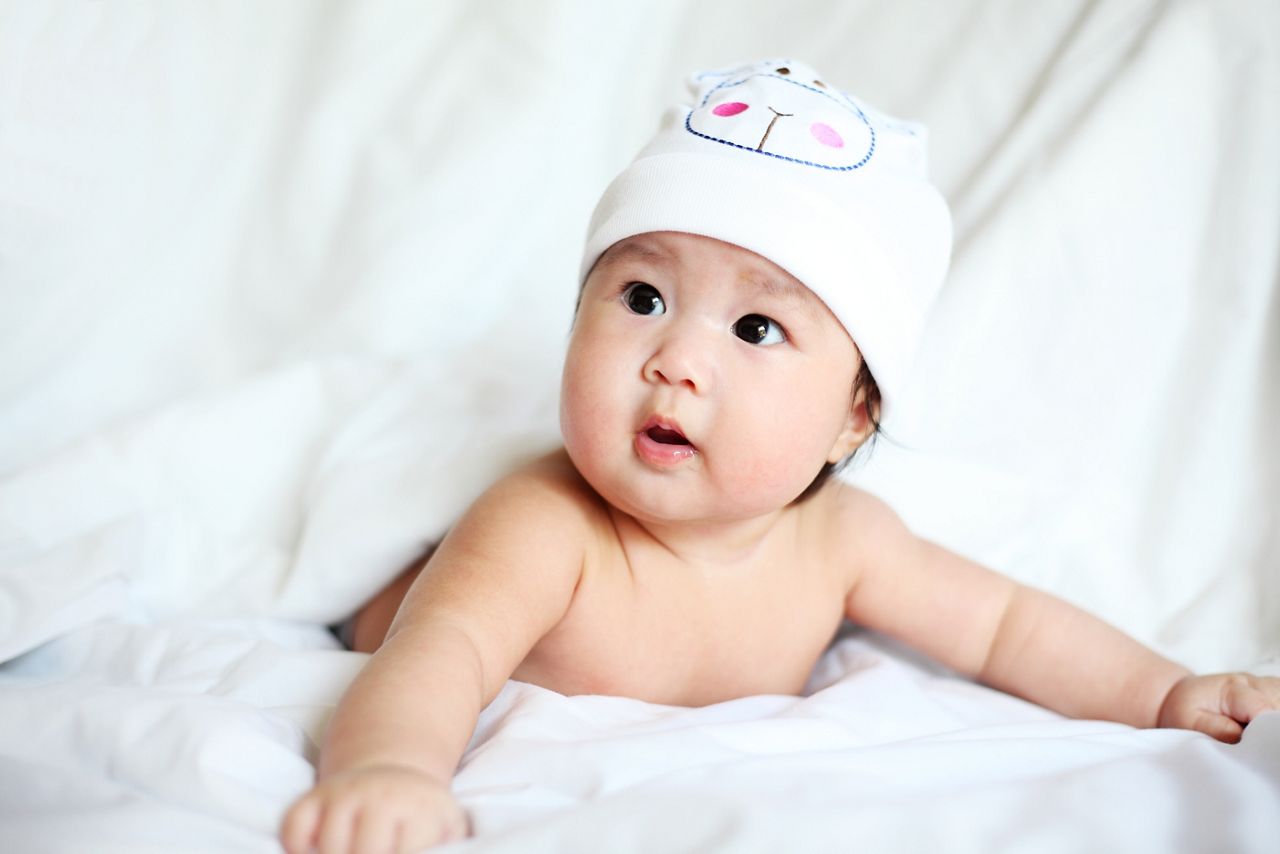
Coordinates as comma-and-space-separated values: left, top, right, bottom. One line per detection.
561, 231, 866, 524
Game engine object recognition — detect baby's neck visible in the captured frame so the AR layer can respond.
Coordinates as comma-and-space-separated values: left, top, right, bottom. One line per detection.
607, 503, 791, 569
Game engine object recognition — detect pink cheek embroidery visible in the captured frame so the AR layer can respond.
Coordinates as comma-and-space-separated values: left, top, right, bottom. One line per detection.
810, 122, 844, 148
712, 101, 750, 117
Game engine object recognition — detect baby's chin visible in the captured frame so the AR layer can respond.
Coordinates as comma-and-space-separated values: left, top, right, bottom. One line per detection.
588, 470, 800, 531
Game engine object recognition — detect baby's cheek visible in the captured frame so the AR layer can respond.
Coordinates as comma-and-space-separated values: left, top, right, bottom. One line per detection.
559, 379, 601, 450
729, 411, 822, 496
737, 454, 800, 498
769, 384, 847, 469
560, 353, 622, 459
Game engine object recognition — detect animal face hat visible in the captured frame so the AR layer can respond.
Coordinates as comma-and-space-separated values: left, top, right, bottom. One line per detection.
580, 59, 952, 420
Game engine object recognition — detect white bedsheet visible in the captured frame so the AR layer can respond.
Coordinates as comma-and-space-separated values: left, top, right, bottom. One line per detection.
3, 619, 1277, 853
2, 1, 1278, 851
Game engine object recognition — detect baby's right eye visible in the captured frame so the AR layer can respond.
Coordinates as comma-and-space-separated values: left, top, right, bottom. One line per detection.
622, 282, 666, 316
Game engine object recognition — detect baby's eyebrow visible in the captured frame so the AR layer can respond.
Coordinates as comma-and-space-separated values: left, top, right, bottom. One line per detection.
745, 272, 820, 316
596, 240, 674, 269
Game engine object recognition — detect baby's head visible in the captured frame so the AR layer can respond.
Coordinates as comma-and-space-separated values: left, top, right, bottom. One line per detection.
562, 59, 950, 521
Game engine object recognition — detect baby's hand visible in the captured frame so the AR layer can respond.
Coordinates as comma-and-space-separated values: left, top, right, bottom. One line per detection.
280, 764, 468, 854
1157, 673, 1280, 743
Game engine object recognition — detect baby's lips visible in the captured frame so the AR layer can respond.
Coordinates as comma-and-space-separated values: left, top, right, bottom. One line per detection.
634, 424, 699, 468
639, 415, 694, 448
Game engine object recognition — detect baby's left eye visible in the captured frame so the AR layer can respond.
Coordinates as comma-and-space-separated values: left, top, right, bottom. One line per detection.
733, 314, 786, 346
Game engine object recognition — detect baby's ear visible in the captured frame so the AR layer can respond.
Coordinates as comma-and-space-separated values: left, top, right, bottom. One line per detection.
826, 383, 877, 464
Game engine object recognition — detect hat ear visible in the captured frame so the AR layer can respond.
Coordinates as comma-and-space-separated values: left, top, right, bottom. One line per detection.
687, 66, 737, 100
688, 58, 789, 101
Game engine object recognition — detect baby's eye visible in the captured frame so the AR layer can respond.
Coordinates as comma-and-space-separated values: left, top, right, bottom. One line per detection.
623, 282, 665, 315
733, 314, 786, 346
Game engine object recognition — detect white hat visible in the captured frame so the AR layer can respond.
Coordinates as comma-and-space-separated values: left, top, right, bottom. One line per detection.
580, 58, 952, 420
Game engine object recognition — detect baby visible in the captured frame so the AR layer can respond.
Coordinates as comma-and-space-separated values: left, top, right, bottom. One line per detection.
281, 59, 1280, 853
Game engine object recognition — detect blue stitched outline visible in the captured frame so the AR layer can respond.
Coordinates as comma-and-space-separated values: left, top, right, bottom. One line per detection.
688, 72, 877, 171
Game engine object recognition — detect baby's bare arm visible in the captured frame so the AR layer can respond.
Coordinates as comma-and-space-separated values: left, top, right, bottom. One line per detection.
282, 461, 591, 853
973, 581, 1189, 727
839, 491, 1191, 728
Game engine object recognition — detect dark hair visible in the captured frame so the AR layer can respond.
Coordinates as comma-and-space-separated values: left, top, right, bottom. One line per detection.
793, 359, 882, 503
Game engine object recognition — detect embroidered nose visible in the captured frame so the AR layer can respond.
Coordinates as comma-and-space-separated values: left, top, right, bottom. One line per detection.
757, 106, 793, 152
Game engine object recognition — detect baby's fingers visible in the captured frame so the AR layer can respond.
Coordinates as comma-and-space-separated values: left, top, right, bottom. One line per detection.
393, 801, 469, 853
280, 795, 321, 854
1189, 709, 1244, 744
316, 799, 357, 854
350, 806, 400, 854
1223, 675, 1280, 726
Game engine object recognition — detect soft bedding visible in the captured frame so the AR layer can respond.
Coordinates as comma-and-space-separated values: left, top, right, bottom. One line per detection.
2, 1, 1278, 852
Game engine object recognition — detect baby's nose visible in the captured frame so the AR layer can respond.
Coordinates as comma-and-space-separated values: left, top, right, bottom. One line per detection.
642, 327, 713, 393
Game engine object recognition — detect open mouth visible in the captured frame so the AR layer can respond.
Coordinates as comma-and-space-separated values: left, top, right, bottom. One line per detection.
645, 425, 690, 446
635, 417, 698, 466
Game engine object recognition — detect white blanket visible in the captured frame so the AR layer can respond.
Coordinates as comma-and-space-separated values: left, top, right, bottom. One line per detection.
2, 1, 1277, 851
4, 620, 1277, 853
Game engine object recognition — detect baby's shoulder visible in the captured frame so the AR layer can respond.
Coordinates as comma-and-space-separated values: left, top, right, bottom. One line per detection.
467, 448, 608, 533
443, 449, 609, 577
807, 479, 894, 526
804, 481, 915, 565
